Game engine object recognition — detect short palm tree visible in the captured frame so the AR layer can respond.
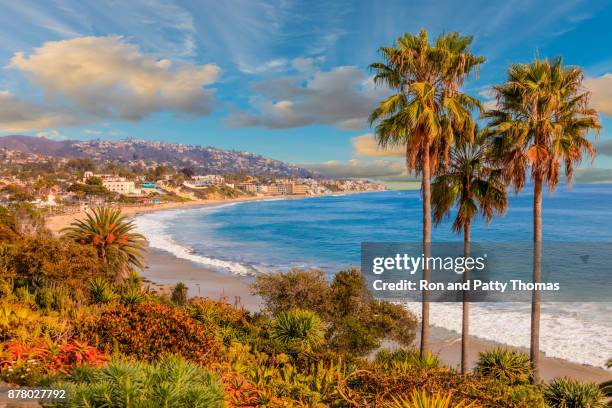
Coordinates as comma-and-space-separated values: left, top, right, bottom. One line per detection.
62, 207, 146, 279
432, 129, 507, 373
485, 57, 601, 382
370, 29, 484, 355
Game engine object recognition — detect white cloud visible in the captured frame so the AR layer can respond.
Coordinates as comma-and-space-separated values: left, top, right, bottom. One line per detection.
302, 159, 406, 179
2, 36, 221, 131
0, 91, 77, 131
226, 62, 388, 130
36, 129, 68, 141
584, 73, 612, 116
352, 133, 405, 158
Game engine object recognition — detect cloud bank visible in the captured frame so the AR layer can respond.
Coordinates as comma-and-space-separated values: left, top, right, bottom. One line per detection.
584, 73, 612, 116
0, 36, 221, 131
227, 62, 387, 130
352, 133, 404, 157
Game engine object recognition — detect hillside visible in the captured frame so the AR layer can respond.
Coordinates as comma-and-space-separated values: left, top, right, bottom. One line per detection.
0, 135, 315, 178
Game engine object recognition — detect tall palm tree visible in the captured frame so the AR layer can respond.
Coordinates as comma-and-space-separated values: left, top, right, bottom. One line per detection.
431, 129, 507, 373
485, 57, 600, 382
369, 29, 484, 355
62, 207, 146, 278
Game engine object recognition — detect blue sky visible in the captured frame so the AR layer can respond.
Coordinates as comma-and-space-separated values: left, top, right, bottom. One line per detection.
0, 0, 611, 182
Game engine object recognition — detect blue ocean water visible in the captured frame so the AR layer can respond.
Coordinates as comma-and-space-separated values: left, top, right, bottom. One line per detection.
134, 185, 612, 368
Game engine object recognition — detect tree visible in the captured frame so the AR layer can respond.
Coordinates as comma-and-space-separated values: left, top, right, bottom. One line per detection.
62, 207, 147, 279
485, 57, 600, 382
369, 29, 484, 355
431, 130, 507, 373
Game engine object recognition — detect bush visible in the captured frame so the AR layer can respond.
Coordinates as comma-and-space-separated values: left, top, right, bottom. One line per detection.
252, 268, 331, 317
54, 356, 225, 407
187, 298, 255, 345
475, 348, 532, 386
543, 378, 605, 408
171, 282, 188, 306
253, 268, 418, 357
1, 237, 103, 289
75, 302, 223, 365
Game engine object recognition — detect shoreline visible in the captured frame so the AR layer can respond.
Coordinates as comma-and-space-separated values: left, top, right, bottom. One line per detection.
43, 193, 611, 382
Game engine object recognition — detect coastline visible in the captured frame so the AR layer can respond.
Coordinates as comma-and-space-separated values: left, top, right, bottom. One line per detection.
44, 193, 612, 382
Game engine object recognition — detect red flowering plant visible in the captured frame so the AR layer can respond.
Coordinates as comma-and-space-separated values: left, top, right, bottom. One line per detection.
0, 338, 108, 385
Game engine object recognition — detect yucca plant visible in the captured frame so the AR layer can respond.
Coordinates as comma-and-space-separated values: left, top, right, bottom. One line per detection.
386, 390, 474, 408
62, 207, 146, 279
89, 277, 117, 304
270, 309, 325, 354
475, 348, 532, 385
55, 355, 225, 407
543, 378, 605, 408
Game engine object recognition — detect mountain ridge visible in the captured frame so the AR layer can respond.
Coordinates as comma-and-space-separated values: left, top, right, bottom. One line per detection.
0, 135, 315, 178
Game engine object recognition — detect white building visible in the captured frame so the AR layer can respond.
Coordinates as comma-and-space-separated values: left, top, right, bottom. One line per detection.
102, 180, 136, 194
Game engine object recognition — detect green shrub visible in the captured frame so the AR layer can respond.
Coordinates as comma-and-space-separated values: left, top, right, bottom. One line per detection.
543, 378, 605, 408
54, 356, 225, 407
187, 298, 255, 345
475, 348, 532, 385
253, 268, 418, 357
75, 302, 223, 365
270, 309, 324, 355
376, 349, 441, 371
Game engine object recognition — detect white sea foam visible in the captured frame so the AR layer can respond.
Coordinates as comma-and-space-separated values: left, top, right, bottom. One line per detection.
133, 210, 255, 276
401, 301, 612, 369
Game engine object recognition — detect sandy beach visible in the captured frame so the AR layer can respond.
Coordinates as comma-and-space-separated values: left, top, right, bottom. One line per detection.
44, 197, 611, 383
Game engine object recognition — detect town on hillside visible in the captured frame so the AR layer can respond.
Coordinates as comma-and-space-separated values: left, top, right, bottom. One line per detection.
0, 142, 386, 213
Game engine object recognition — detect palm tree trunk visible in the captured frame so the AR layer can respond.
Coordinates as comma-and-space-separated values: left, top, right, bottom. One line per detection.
462, 222, 471, 374
531, 173, 543, 384
421, 143, 432, 357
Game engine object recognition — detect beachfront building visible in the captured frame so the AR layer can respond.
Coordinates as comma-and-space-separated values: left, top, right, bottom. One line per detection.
102, 179, 136, 194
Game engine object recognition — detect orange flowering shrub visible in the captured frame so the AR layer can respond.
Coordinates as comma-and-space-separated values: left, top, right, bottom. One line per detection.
0, 339, 107, 384
75, 302, 224, 366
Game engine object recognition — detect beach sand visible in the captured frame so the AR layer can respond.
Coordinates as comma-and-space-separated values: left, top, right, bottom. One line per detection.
44, 198, 611, 383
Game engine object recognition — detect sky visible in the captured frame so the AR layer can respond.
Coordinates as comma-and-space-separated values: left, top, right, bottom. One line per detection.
0, 0, 611, 183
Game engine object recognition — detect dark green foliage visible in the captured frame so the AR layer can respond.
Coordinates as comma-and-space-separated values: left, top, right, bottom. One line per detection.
171, 282, 188, 306
475, 348, 533, 386
253, 268, 418, 357
543, 378, 605, 408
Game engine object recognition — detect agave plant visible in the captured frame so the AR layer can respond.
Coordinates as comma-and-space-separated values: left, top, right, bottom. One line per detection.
386, 390, 474, 408
120, 287, 145, 306
543, 378, 605, 408
475, 348, 532, 386
270, 309, 325, 354
89, 277, 117, 304
62, 207, 146, 278
376, 349, 441, 371
55, 355, 225, 407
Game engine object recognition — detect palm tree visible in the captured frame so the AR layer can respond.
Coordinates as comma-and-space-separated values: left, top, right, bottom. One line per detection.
62, 207, 146, 278
485, 57, 601, 383
432, 129, 507, 374
369, 29, 484, 355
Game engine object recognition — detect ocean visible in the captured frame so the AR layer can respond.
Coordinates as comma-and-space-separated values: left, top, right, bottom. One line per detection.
134, 185, 612, 368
